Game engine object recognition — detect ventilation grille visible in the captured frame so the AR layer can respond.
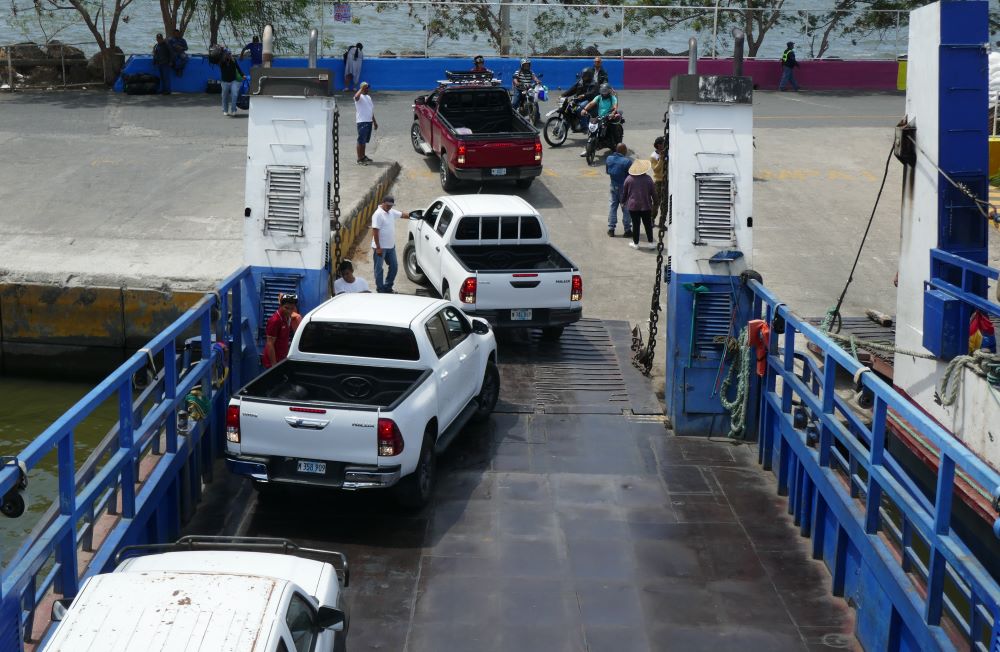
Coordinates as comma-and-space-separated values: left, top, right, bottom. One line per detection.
694, 291, 732, 357
694, 174, 735, 245
265, 167, 306, 235
665, 255, 672, 284
668, 194, 673, 227
259, 275, 302, 340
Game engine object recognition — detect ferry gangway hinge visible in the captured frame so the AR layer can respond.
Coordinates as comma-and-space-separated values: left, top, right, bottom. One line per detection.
114, 535, 350, 587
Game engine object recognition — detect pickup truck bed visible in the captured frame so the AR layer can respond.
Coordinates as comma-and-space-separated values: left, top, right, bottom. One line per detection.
241, 360, 428, 410
449, 244, 573, 272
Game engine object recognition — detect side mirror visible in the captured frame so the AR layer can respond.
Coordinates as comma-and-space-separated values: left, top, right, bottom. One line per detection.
316, 606, 346, 632
414, 95, 426, 105
409, 209, 424, 221
51, 598, 73, 622
472, 318, 491, 335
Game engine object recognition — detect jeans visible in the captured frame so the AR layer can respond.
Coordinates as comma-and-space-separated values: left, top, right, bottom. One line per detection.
512, 86, 525, 109
779, 66, 799, 91
157, 65, 171, 94
373, 247, 398, 293
630, 210, 653, 245
608, 183, 632, 231
221, 80, 241, 113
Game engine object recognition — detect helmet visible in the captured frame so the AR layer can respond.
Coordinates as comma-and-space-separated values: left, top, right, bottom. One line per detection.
599, 83, 612, 97
580, 67, 594, 82
520, 58, 530, 67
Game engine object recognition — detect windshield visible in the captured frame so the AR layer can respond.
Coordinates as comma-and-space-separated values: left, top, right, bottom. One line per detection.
298, 322, 420, 361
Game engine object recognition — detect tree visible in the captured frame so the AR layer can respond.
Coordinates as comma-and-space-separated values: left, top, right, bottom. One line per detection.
196, 0, 316, 51
159, 0, 198, 36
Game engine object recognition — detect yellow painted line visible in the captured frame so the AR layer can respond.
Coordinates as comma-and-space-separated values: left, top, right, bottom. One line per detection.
580, 169, 600, 178
543, 169, 559, 178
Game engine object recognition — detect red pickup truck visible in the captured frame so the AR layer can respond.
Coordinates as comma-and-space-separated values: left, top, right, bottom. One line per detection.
410, 74, 543, 192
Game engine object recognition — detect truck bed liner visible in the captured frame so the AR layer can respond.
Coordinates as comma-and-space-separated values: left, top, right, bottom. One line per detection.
240, 360, 428, 409
449, 244, 574, 272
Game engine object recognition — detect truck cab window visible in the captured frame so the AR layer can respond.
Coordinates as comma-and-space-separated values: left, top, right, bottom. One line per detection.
455, 217, 480, 240
436, 208, 454, 237
425, 201, 443, 226
520, 216, 543, 239
481, 216, 499, 239
425, 314, 451, 357
427, 91, 438, 108
441, 307, 471, 347
285, 593, 318, 652
501, 216, 519, 239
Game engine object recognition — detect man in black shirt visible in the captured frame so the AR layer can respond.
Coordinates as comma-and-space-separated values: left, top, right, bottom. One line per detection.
219, 50, 243, 116
152, 34, 173, 95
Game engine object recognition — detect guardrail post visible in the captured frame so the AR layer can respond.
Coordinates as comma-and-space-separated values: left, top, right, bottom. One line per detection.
864, 396, 887, 534
118, 384, 136, 519
55, 434, 79, 597
819, 353, 836, 468
925, 454, 955, 625
165, 339, 178, 454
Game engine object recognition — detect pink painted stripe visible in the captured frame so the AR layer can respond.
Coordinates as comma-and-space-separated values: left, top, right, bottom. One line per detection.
623, 58, 899, 91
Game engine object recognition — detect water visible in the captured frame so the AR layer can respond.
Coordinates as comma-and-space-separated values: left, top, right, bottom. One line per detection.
0, 0, 925, 62
0, 376, 117, 566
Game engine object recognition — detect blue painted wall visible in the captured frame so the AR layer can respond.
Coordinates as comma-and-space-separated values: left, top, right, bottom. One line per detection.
116, 55, 623, 93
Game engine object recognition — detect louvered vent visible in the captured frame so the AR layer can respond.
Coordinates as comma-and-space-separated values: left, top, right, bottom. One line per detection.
694, 174, 735, 245
668, 194, 673, 226
665, 255, 672, 284
265, 166, 306, 235
259, 275, 301, 340
694, 291, 732, 357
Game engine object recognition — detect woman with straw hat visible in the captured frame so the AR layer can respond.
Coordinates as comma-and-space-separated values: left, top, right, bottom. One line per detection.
620, 158, 657, 249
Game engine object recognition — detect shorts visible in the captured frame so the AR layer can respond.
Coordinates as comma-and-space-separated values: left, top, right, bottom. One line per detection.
357, 121, 373, 145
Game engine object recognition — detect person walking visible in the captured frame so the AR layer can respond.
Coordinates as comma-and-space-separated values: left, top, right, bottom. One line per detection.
371, 196, 410, 294
263, 293, 298, 368
152, 34, 173, 95
219, 50, 243, 116
605, 143, 633, 238
344, 43, 364, 92
779, 41, 801, 91
650, 136, 667, 223
354, 82, 376, 165
240, 36, 263, 67
621, 159, 657, 249
334, 260, 371, 294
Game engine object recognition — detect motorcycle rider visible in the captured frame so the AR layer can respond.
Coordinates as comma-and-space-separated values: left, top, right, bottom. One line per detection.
561, 67, 599, 131
580, 83, 621, 156
512, 58, 540, 110
471, 55, 487, 73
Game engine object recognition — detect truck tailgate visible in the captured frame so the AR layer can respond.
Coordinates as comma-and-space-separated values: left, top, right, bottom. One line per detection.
476, 270, 574, 310
464, 138, 539, 168
236, 399, 378, 466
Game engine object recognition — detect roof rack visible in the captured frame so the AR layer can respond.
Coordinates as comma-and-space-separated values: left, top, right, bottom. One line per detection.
114, 535, 350, 587
438, 70, 501, 86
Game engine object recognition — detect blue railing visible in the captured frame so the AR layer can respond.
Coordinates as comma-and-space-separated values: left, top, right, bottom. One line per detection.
749, 279, 1000, 651
0, 266, 261, 650
929, 248, 1000, 319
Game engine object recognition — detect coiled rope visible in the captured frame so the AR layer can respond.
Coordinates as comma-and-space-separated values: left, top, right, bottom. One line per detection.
937, 350, 1000, 407
719, 327, 752, 440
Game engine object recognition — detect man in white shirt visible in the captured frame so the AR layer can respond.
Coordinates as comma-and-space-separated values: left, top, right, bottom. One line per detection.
354, 82, 377, 165
371, 196, 410, 294
333, 260, 371, 294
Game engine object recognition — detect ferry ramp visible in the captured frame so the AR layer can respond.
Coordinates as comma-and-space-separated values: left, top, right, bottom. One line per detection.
239, 320, 857, 652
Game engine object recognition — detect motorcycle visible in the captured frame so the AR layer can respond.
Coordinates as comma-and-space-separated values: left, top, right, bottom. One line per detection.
515, 80, 547, 126
584, 113, 625, 166
543, 96, 589, 147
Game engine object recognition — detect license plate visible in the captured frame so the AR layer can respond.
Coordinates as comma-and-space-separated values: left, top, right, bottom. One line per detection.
511, 309, 532, 321
491, 168, 507, 176
296, 460, 327, 474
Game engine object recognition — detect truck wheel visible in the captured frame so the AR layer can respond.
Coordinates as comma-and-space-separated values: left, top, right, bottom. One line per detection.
514, 178, 534, 190
439, 158, 459, 192
472, 361, 500, 422
395, 430, 435, 509
543, 117, 568, 147
541, 326, 565, 340
410, 121, 427, 155
403, 241, 427, 285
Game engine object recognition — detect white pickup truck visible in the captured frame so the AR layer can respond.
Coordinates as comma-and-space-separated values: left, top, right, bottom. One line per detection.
226, 293, 499, 507
43, 536, 349, 652
402, 194, 583, 339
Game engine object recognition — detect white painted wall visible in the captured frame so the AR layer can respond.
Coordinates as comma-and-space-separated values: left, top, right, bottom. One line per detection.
667, 98, 754, 277
894, 2, 999, 470
243, 95, 335, 272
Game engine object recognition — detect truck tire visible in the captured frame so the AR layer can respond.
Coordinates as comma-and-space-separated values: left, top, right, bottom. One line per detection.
410, 121, 427, 155
439, 157, 459, 192
514, 178, 534, 190
395, 430, 436, 509
541, 326, 565, 340
403, 241, 427, 284
472, 361, 500, 422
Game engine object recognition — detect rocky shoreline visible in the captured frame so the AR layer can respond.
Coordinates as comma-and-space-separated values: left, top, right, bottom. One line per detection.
0, 41, 124, 88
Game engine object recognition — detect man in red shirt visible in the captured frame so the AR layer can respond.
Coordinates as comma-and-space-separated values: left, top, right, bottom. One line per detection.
263, 293, 298, 368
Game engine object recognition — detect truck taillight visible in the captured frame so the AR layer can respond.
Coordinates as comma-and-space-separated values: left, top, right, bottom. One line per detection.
571, 274, 583, 301
226, 405, 241, 443
377, 418, 404, 457
459, 277, 477, 304
534, 141, 542, 161
457, 144, 467, 165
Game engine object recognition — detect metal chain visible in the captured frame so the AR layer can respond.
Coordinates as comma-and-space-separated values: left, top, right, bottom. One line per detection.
331, 108, 343, 275
632, 121, 669, 376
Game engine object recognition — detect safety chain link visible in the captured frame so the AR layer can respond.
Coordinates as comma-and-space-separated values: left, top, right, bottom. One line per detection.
631, 118, 669, 376
331, 108, 343, 275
